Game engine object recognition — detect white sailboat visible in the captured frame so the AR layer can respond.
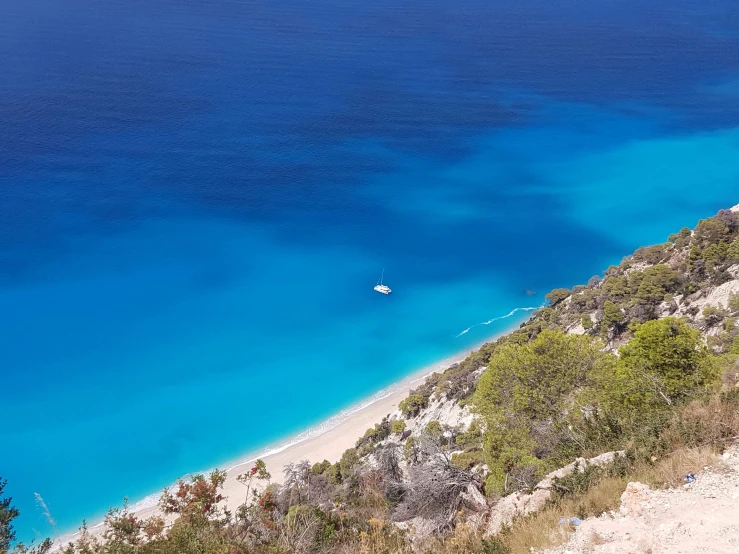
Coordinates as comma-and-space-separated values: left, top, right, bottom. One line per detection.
374, 269, 391, 295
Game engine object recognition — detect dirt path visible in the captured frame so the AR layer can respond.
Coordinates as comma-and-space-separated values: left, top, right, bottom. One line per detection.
546, 445, 739, 554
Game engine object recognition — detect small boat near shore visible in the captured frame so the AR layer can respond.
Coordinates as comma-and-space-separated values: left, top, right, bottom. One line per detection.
374, 269, 391, 294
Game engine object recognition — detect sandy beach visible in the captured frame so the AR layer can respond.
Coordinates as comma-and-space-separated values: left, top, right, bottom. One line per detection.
58, 366, 435, 544
57, 327, 520, 545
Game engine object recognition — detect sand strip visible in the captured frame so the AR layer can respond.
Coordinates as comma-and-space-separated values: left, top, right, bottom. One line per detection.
57, 322, 525, 544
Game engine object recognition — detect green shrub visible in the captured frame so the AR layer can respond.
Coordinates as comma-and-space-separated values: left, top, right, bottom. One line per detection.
355, 417, 392, 451
0, 478, 19, 552
399, 394, 428, 418
729, 292, 739, 314
403, 436, 419, 464
550, 455, 630, 501
594, 318, 718, 418
339, 448, 360, 475
311, 460, 331, 475
728, 240, 739, 263
581, 313, 593, 331
694, 218, 730, 245
391, 419, 406, 435
703, 306, 727, 326
424, 420, 443, 438
325, 463, 342, 485
481, 536, 511, 554
473, 330, 612, 492
545, 288, 571, 306
455, 419, 484, 450
632, 244, 668, 264
601, 301, 625, 332
668, 227, 692, 248
731, 335, 739, 355
451, 450, 484, 470
633, 265, 681, 306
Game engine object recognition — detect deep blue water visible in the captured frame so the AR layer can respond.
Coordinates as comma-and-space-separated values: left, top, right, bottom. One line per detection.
2, 0, 739, 543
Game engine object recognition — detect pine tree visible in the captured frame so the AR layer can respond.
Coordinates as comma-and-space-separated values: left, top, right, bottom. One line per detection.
1, 477, 20, 554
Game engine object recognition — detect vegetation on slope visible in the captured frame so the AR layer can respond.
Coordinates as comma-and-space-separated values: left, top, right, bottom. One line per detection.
3, 208, 739, 554
472, 317, 721, 496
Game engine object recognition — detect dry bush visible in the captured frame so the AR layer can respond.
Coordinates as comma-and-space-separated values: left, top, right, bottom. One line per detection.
679, 393, 739, 444
635, 446, 718, 488
356, 518, 413, 554
501, 510, 571, 554
393, 435, 481, 533
495, 409, 732, 554
349, 470, 393, 522
497, 440, 727, 554
500, 475, 627, 554
418, 524, 491, 554
651, 391, 739, 461
277, 505, 324, 554
722, 365, 739, 387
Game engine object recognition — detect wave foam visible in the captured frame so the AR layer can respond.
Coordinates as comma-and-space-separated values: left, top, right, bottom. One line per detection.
124, 369, 437, 514
455, 306, 539, 338
57, 313, 529, 545
223, 369, 435, 473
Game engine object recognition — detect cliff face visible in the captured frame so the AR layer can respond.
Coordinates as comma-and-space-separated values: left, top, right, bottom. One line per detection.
372, 205, 739, 543
392, 204, 739, 438
484, 451, 625, 537
43, 206, 739, 554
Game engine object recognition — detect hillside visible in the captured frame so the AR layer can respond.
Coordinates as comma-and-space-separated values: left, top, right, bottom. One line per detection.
545, 445, 739, 554
3, 204, 739, 554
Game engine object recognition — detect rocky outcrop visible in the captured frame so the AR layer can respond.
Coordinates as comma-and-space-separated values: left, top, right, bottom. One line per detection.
672, 278, 739, 317
545, 446, 739, 554
618, 482, 651, 516
485, 451, 624, 536
402, 395, 475, 435
702, 279, 739, 310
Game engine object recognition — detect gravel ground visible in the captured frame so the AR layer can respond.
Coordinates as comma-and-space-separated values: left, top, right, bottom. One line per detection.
545, 445, 739, 554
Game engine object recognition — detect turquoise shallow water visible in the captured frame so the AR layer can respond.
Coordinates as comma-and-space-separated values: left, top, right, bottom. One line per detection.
1, 0, 739, 543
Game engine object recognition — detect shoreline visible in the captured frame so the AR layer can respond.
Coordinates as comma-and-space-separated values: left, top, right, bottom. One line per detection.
127, 361, 440, 515
57, 315, 532, 545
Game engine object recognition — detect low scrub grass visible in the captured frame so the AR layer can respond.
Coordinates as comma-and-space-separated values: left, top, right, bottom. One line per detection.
500, 475, 627, 554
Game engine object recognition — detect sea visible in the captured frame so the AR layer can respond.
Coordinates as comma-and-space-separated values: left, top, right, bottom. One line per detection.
1, 0, 739, 543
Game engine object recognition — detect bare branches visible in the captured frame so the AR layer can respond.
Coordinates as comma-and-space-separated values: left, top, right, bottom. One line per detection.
282, 460, 312, 505
393, 434, 483, 533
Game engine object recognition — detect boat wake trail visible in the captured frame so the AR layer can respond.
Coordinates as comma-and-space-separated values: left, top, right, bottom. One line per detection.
455, 306, 539, 338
